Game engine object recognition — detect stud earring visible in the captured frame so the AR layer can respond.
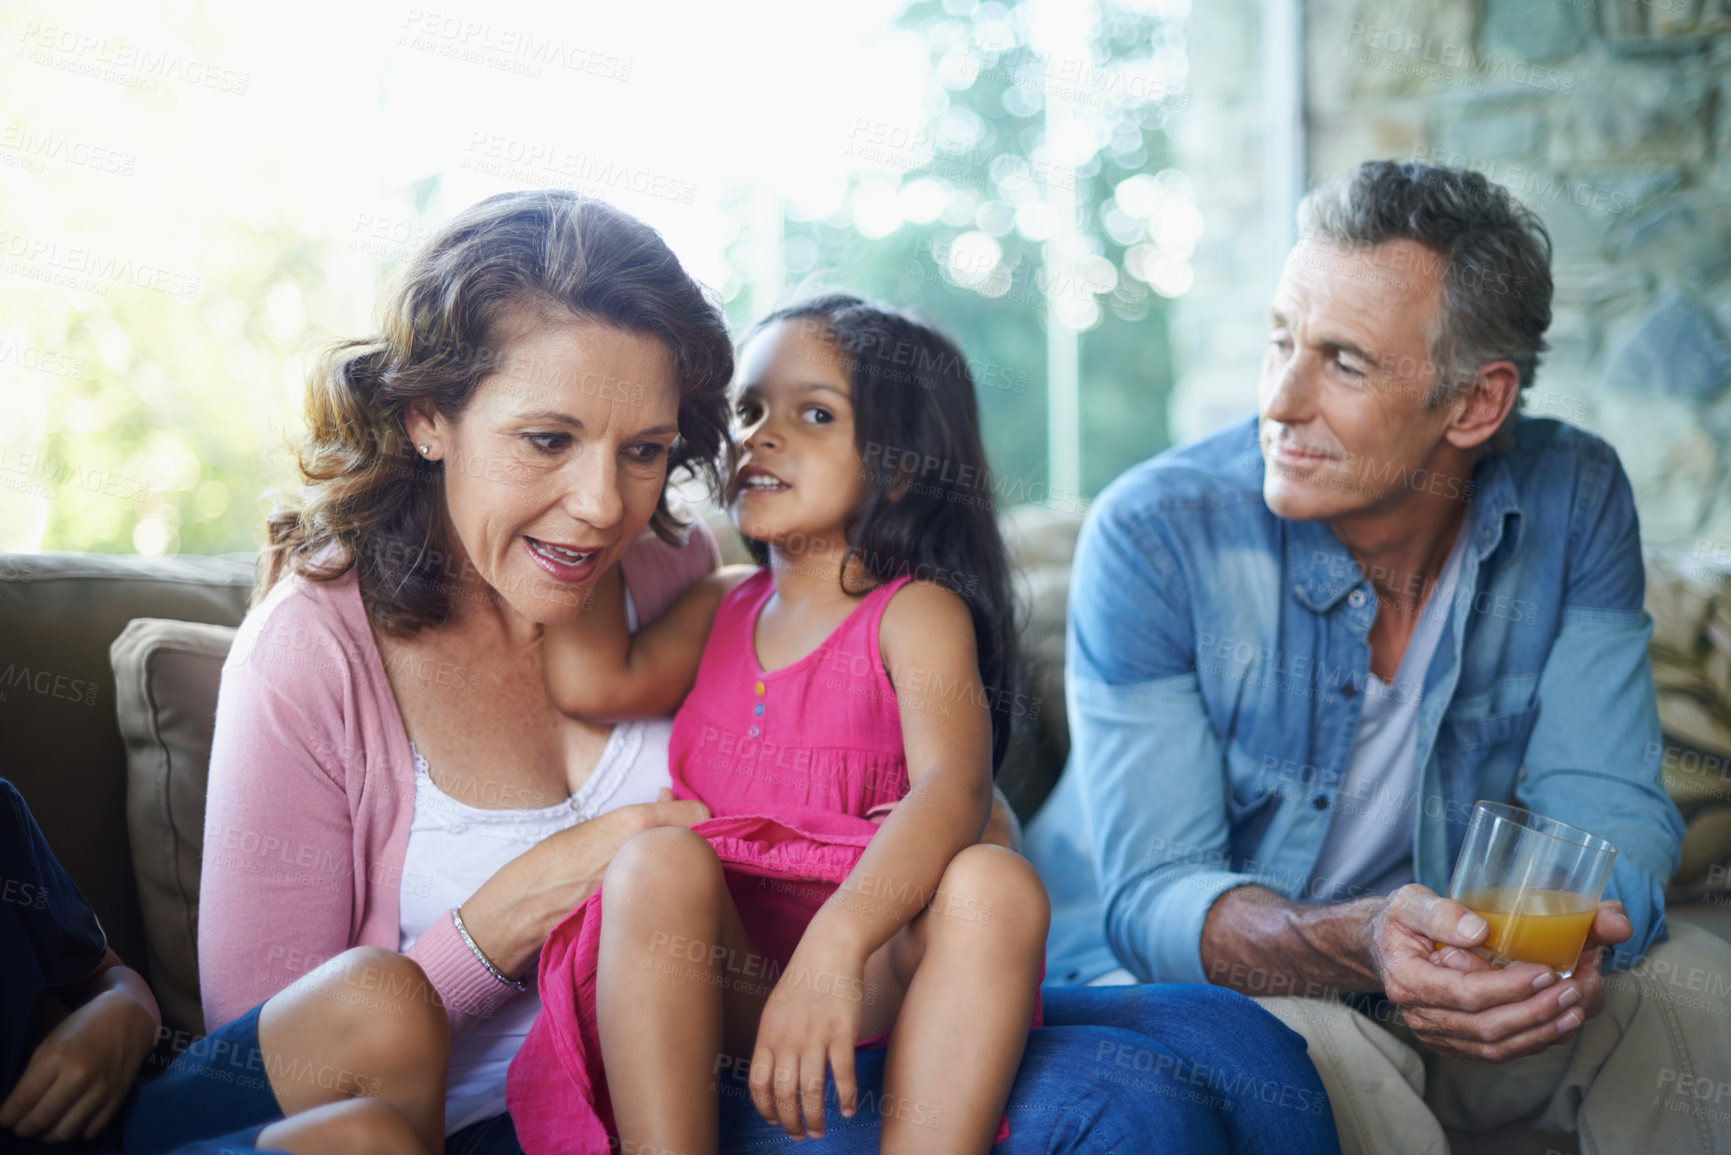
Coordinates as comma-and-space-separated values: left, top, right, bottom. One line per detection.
419, 444, 430, 455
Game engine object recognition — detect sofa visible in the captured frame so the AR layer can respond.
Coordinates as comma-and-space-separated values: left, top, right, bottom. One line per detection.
4, 509, 1730, 1155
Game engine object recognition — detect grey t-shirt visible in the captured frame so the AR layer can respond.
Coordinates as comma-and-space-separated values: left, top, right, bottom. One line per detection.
1305, 528, 1469, 903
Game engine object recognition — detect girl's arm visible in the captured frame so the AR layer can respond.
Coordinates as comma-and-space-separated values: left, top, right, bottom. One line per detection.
748, 584, 997, 1126
806, 580, 996, 955
544, 564, 759, 721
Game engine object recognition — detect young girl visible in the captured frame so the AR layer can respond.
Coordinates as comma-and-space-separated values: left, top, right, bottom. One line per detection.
507, 295, 1048, 1155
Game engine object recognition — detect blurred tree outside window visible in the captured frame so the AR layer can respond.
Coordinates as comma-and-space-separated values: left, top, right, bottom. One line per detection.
0, 0, 1195, 557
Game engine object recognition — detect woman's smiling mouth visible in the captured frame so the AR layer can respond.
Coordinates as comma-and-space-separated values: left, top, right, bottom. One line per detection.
524, 535, 602, 582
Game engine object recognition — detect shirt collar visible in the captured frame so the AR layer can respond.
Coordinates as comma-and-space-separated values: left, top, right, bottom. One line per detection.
1286, 451, 1524, 614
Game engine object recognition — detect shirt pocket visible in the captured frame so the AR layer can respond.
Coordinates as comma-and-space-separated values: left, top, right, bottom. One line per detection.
1224, 747, 1283, 868
1434, 701, 1540, 822
1437, 704, 1539, 753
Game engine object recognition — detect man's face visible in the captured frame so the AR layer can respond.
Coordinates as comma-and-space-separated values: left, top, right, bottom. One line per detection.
1258, 238, 1461, 522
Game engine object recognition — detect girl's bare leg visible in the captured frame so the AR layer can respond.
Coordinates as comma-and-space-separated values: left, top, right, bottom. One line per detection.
870, 844, 1049, 1155
597, 827, 770, 1155
257, 946, 451, 1155
256, 1097, 428, 1155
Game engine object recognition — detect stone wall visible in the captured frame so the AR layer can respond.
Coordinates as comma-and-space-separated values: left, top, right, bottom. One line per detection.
1172, 0, 1731, 548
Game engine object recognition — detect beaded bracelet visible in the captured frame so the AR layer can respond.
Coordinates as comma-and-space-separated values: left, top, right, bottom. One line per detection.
451, 906, 529, 992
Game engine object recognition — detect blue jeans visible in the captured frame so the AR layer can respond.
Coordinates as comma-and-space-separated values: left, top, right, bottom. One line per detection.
1036, 985, 1338, 1155
451, 983, 1340, 1154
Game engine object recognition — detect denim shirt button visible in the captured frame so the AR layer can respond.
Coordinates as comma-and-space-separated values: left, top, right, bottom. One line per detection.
1314, 795, 1330, 810
1348, 588, 1367, 608
1340, 681, 1357, 699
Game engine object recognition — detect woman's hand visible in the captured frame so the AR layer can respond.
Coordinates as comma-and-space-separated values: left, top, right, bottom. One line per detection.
0, 977, 158, 1143
539, 792, 713, 905
749, 936, 870, 1140
455, 790, 712, 979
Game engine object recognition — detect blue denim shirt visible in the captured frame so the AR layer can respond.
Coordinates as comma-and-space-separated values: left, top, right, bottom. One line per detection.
1026, 415, 1683, 986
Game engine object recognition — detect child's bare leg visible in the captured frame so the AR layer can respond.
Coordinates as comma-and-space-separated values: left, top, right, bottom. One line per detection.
256, 1097, 429, 1155
257, 946, 451, 1155
597, 827, 769, 1155
874, 844, 1049, 1155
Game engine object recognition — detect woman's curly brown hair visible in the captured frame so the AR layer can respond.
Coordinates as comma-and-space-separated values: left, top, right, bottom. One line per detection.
258, 190, 735, 634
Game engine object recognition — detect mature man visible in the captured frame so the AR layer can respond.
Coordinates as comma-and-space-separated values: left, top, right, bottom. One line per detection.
1026, 160, 1731, 1153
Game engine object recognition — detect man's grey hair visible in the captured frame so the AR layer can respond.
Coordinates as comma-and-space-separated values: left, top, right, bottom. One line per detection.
1297, 160, 1553, 408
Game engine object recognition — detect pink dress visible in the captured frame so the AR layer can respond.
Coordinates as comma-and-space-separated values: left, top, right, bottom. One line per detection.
509, 571, 1019, 1152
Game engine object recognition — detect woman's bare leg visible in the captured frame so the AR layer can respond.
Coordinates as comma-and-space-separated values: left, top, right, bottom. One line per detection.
597, 827, 768, 1155
875, 844, 1049, 1155
257, 946, 451, 1155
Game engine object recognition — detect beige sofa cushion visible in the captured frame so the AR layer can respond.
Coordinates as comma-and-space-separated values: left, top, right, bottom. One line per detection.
110, 617, 237, 1038
0, 552, 252, 988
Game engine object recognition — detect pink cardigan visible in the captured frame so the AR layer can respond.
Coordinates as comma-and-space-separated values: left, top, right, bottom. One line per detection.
198, 523, 719, 1033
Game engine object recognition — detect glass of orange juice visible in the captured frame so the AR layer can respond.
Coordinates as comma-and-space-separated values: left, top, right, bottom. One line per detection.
1445, 801, 1618, 977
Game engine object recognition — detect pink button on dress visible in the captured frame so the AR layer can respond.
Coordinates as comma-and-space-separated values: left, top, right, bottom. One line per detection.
512, 570, 1002, 1153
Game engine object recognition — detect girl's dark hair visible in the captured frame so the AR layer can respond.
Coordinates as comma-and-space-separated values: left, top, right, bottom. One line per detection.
258, 189, 734, 634
743, 294, 1020, 774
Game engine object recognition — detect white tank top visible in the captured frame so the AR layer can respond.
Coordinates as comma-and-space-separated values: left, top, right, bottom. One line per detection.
397, 592, 675, 1134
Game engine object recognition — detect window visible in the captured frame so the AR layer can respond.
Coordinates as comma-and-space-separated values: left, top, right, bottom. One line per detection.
0, 0, 1199, 553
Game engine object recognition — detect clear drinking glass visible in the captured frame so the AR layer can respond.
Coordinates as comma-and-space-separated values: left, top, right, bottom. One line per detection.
1444, 801, 1618, 978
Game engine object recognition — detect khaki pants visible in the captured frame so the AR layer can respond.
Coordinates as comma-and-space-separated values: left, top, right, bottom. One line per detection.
1255, 923, 1731, 1155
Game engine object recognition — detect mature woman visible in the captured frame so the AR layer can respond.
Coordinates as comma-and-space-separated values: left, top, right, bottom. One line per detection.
172, 190, 1338, 1155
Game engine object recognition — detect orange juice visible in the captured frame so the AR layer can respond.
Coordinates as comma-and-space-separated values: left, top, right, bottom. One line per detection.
1458, 888, 1597, 972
